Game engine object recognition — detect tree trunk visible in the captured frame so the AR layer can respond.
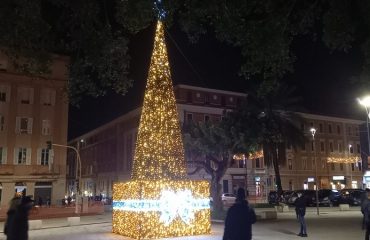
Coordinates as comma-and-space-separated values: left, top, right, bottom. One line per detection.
272, 146, 283, 196
211, 176, 223, 211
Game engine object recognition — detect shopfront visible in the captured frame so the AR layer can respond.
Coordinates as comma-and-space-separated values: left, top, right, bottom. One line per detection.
363, 171, 370, 188
331, 176, 346, 190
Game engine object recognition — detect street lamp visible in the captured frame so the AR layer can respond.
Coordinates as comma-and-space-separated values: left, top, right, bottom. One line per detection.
348, 144, 353, 187
358, 97, 370, 162
51, 143, 82, 214
310, 128, 319, 215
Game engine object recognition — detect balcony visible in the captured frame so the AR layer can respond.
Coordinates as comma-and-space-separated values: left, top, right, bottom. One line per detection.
0, 164, 61, 176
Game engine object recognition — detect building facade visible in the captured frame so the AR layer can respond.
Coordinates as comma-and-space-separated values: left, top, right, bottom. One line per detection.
0, 52, 68, 206
223, 113, 364, 200
67, 84, 365, 200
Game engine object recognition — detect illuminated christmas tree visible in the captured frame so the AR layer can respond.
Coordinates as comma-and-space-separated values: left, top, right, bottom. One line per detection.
131, 20, 187, 180
112, 20, 211, 239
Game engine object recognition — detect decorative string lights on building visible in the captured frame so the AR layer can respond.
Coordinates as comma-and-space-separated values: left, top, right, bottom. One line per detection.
233, 150, 264, 161
112, 20, 211, 239
326, 152, 360, 164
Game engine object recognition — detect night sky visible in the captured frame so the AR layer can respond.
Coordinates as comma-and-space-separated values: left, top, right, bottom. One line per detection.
68, 22, 366, 140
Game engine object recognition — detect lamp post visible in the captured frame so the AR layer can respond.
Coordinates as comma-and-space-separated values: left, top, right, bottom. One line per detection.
52, 143, 82, 214
310, 128, 319, 215
348, 144, 353, 187
358, 97, 370, 170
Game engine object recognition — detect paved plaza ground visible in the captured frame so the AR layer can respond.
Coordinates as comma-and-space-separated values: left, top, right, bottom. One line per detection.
0, 207, 365, 240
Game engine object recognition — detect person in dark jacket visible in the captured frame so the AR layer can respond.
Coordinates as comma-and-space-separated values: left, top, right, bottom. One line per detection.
295, 192, 308, 237
223, 188, 257, 240
5, 196, 34, 240
4, 197, 21, 237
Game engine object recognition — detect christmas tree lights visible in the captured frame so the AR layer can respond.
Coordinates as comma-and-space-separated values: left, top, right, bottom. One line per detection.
112, 20, 211, 239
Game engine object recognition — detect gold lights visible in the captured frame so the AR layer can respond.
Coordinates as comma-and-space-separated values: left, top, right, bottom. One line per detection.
112, 20, 211, 239
131, 20, 187, 180
327, 152, 360, 164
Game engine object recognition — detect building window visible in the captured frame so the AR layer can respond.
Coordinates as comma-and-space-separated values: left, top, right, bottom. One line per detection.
359, 162, 362, 171
255, 158, 261, 168
41, 120, 51, 135
16, 148, 27, 165
0, 115, 4, 131
319, 124, 323, 133
196, 92, 200, 98
320, 142, 325, 152
310, 122, 314, 127
288, 159, 292, 170
229, 97, 233, 102
338, 143, 342, 152
337, 125, 341, 134
329, 142, 333, 152
204, 94, 210, 104
348, 126, 352, 136
0, 85, 9, 102
213, 95, 217, 100
186, 113, 193, 122
204, 115, 210, 122
40, 89, 56, 106
349, 145, 354, 154
311, 142, 314, 151
0, 147, 6, 164
16, 117, 33, 134
328, 124, 332, 133
18, 87, 33, 104
312, 158, 315, 168
300, 123, 305, 132
302, 158, 307, 170
355, 127, 359, 136
41, 149, 49, 165
331, 163, 335, 171
357, 144, 361, 154
340, 163, 344, 171
351, 163, 355, 171
186, 91, 192, 103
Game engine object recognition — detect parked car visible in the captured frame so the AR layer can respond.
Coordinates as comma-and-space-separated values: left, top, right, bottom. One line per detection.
287, 190, 316, 206
222, 193, 236, 205
281, 191, 293, 204
318, 189, 341, 207
339, 189, 365, 206
268, 191, 279, 205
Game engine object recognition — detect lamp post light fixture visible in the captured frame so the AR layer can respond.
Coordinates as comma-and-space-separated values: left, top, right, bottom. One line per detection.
310, 128, 319, 215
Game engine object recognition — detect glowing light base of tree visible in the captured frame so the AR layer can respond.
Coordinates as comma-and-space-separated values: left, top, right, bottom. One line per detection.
112, 180, 211, 239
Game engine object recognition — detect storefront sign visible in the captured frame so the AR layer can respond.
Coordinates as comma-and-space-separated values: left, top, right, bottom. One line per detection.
307, 177, 315, 183
333, 176, 345, 180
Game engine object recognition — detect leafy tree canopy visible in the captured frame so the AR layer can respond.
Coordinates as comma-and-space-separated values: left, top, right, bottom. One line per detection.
1, 0, 370, 104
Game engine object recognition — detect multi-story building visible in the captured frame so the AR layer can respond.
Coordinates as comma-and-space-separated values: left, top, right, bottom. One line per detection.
223, 112, 364, 199
67, 84, 365, 200
0, 52, 68, 207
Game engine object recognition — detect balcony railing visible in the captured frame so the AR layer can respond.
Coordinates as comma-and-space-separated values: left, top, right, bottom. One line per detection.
0, 164, 61, 176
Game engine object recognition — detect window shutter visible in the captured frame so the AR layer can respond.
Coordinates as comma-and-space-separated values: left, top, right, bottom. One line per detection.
37, 148, 41, 165
27, 118, 33, 134
15, 117, 20, 134
50, 149, 54, 164
14, 148, 18, 164
26, 148, 32, 165
29, 88, 34, 104
51, 90, 56, 106
2, 147, 7, 164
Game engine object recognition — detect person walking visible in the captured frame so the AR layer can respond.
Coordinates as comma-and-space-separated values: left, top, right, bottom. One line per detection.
4, 197, 21, 238
4, 196, 34, 240
223, 188, 257, 240
362, 190, 370, 230
295, 192, 308, 237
